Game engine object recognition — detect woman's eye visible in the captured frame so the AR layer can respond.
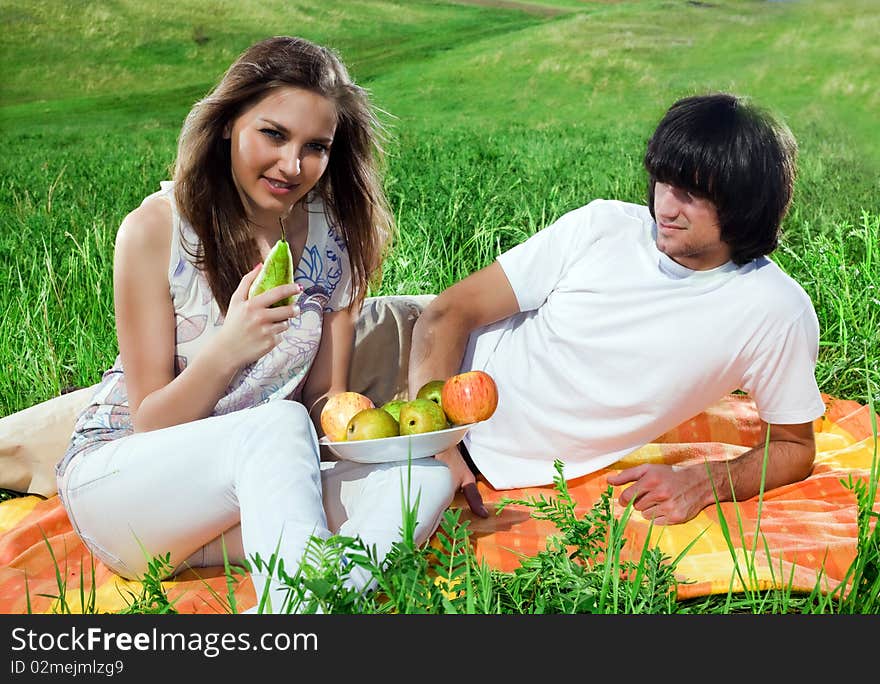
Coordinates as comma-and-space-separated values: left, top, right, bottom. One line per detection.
260, 128, 283, 140
307, 142, 329, 152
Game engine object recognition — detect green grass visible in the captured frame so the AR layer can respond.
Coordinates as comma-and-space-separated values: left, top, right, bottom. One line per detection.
2, 0, 879, 613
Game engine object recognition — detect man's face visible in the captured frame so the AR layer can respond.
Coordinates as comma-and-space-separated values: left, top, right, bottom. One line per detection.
652, 181, 732, 270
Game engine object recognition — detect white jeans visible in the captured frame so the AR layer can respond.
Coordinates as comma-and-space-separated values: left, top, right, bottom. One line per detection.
58, 400, 455, 611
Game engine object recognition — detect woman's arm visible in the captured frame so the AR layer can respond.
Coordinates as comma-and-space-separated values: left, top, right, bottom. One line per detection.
302, 306, 359, 435
115, 196, 300, 432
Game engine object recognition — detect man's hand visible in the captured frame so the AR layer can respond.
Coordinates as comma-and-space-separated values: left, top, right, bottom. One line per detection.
607, 421, 816, 525
434, 445, 489, 518
606, 463, 711, 526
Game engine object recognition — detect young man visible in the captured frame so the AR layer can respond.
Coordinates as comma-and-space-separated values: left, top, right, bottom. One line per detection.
409, 93, 824, 524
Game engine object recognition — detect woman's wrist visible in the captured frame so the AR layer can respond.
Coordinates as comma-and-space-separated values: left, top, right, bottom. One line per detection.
201, 332, 243, 381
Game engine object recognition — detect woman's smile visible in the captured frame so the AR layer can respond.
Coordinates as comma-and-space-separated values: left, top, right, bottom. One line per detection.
261, 176, 298, 195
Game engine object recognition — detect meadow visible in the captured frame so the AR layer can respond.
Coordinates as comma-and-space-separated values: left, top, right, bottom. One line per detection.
0, 0, 878, 613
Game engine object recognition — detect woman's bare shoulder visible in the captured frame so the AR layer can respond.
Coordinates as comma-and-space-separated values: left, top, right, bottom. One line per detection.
115, 193, 173, 256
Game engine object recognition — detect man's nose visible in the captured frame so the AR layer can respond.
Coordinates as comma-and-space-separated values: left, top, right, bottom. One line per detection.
655, 185, 679, 218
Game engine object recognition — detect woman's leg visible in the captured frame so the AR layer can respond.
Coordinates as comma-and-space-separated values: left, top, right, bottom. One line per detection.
59, 400, 328, 612
321, 457, 455, 589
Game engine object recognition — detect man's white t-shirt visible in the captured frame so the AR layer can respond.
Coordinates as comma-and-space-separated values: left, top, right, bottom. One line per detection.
460, 199, 825, 489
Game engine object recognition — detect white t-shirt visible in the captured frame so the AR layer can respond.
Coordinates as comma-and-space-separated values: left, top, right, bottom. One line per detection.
461, 199, 825, 489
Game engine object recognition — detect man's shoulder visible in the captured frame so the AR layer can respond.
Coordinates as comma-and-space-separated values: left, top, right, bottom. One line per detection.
742, 256, 816, 316
558, 199, 652, 232
569, 198, 649, 218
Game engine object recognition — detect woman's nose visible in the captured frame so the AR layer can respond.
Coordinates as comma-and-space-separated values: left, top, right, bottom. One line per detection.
278, 147, 301, 176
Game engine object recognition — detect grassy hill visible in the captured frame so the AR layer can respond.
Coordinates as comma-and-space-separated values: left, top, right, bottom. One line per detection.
1, 0, 878, 412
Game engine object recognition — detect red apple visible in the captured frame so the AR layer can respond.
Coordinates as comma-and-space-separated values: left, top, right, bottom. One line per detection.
320, 391, 374, 442
440, 371, 498, 425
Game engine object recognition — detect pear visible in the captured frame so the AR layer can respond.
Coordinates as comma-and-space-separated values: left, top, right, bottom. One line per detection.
398, 398, 448, 435
248, 218, 296, 307
416, 380, 445, 408
345, 408, 400, 441
380, 399, 406, 423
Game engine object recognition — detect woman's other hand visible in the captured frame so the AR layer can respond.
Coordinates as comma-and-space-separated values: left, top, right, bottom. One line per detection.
216, 264, 303, 368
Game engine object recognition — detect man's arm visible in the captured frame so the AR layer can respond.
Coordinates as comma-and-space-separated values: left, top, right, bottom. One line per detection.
409, 261, 519, 394
409, 261, 520, 516
607, 420, 816, 525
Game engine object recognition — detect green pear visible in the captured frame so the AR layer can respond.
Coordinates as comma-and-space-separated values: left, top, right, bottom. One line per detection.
345, 408, 401, 441
416, 380, 445, 407
248, 218, 296, 307
399, 398, 448, 435
380, 400, 406, 423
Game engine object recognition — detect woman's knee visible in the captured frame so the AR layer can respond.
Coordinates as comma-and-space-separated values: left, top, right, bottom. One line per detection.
236, 400, 319, 469
247, 400, 316, 442
250, 398, 310, 424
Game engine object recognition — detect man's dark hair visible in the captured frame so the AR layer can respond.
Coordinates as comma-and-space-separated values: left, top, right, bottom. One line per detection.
644, 93, 797, 265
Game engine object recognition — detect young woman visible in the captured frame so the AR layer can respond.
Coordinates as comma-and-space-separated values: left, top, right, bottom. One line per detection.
57, 36, 454, 612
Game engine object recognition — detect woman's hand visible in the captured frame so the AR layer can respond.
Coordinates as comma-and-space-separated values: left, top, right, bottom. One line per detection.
215, 264, 303, 368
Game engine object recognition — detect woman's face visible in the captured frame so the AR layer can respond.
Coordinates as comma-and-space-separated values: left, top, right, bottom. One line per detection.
225, 85, 337, 226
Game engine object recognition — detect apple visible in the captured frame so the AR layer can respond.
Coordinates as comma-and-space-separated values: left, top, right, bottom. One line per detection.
398, 398, 448, 435
320, 391, 374, 442
441, 370, 498, 425
380, 399, 406, 423
416, 380, 445, 408
345, 407, 400, 441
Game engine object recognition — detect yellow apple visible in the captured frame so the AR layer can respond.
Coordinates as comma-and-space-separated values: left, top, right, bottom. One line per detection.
320, 391, 374, 442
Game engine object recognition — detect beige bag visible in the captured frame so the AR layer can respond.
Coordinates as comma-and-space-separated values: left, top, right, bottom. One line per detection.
348, 294, 435, 406
0, 295, 436, 498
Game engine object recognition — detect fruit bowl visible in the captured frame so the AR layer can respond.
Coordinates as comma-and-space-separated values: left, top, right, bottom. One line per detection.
319, 423, 476, 464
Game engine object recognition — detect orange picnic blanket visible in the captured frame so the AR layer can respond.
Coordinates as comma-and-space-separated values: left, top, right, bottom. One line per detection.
1, 393, 877, 613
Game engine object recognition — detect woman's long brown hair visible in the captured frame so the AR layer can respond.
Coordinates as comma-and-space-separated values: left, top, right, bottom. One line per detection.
173, 36, 393, 313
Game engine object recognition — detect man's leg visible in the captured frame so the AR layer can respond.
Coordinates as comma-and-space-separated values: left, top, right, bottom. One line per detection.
349, 295, 436, 406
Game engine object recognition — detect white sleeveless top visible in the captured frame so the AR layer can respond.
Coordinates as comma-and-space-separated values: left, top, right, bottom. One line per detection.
58, 181, 353, 477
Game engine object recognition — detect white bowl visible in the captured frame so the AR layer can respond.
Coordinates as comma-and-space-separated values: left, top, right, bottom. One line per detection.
319, 423, 476, 464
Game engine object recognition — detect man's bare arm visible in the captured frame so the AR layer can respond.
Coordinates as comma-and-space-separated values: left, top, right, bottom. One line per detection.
409, 261, 519, 517
608, 421, 816, 525
710, 420, 816, 501
409, 261, 519, 397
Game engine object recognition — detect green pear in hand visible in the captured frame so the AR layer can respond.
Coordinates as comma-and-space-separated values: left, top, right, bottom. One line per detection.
248, 218, 297, 307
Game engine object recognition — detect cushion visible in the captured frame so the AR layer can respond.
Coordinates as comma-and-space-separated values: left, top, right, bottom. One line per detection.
0, 387, 95, 497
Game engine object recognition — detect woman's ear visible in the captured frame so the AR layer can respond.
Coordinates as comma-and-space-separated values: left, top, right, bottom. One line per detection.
222, 123, 231, 139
